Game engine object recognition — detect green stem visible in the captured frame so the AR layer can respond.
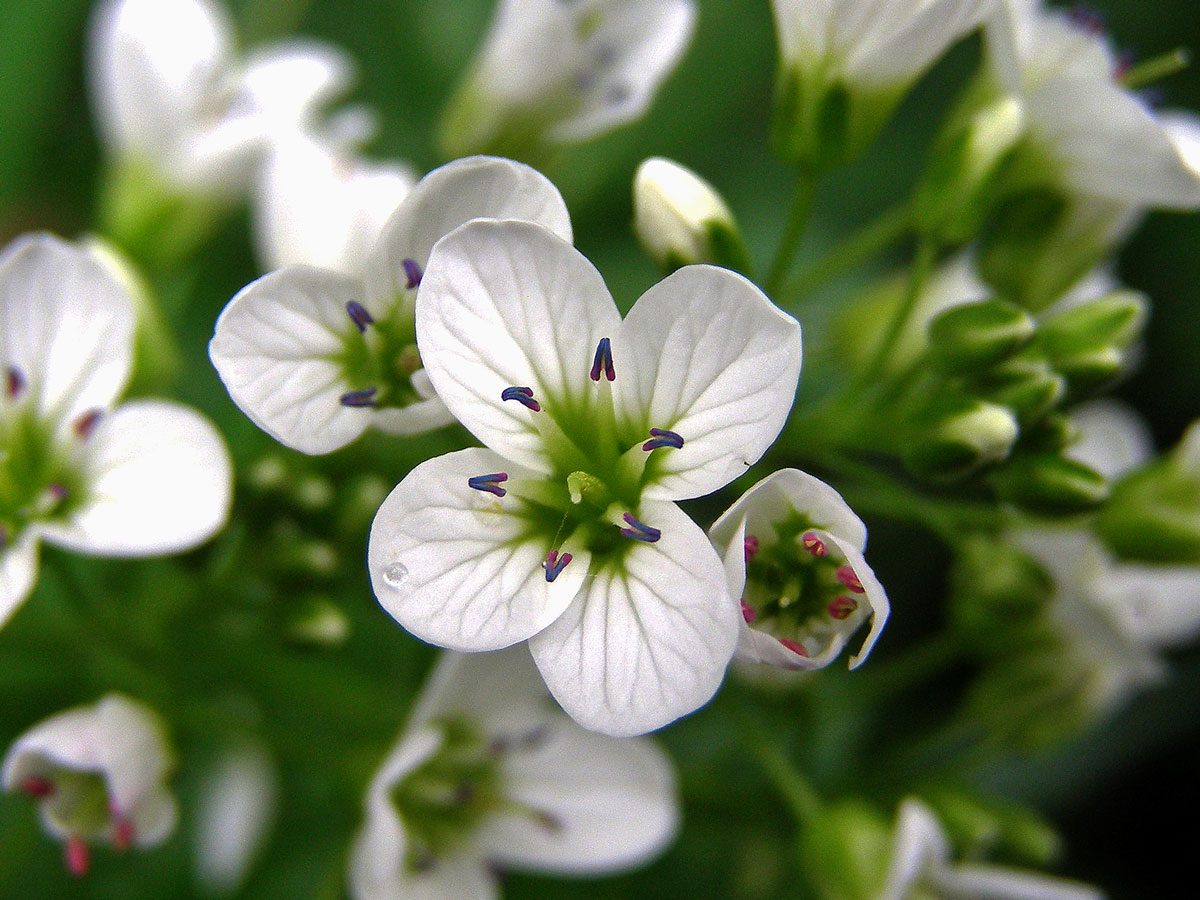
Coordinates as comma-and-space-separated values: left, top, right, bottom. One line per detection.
766, 169, 819, 297
732, 703, 823, 823
859, 236, 938, 390
782, 203, 913, 304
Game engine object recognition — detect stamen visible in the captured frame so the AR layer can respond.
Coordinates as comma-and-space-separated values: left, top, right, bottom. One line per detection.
6, 366, 24, 399
340, 387, 379, 408
542, 549, 573, 582
345, 301, 374, 332
740, 598, 757, 624
619, 512, 661, 543
47, 483, 68, 502
801, 531, 827, 557
502, 386, 541, 412
65, 836, 90, 877
534, 810, 564, 833
744, 535, 760, 563
112, 815, 135, 852
642, 428, 684, 451
1068, 3, 1105, 36
835, 566, 865, 594
403, 259, 423, 289
828, 596, 859, 620
779, 638, 809, 657
468, 473, 508, 498
21, 776, 54, 798
74, 409, 103, 440
590, 337, 615, 382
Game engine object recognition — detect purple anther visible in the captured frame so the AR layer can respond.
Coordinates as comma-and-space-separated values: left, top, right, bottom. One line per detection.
340, 386, 379, 408
47, 483, 68, 502
590, 337, 615, 382
542, 549, 573, 582
402, 259, 423, 290
468, 473, 508, 498
642, 428, 684, 451
345, 301, 374, 332
6, 366, 24, 399
73, 409, 103, 440
619, 512, 661, 543
1068, 3, 1105, 36
502, 386, 541, 412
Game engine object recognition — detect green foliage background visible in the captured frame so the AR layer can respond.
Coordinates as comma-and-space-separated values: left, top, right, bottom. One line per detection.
0, 1, 1197, 898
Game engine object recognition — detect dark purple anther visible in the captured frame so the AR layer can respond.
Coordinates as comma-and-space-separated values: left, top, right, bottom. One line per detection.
346, 301, 374, 332
6, 366, 25, 399
590, 337, 615, 382
1069, 3, 1106, 36
502, 386, 541, 412
74, 409, 103, 440
340, 387, 379, 408
619, 512, 661, 543
468, 473, 509, 498
542, 549, 573, 582
403, 259, 423, 290
642, 428, 684, 451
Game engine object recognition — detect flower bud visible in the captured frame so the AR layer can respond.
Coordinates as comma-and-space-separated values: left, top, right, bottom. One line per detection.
632, 158, 749, 273
927, 298, 1036, 372
904, 400, 1019, 480
966, 649, 1095, 750
989, 453, 1110, 515
949, 536, 1051, 653
921, 788, 1062, 866
1095, 462, 1200, 563
974, 355, 1065, 424
797, 801, 892, 900
1036, 292, 1147, 395
286, 596, 351, 648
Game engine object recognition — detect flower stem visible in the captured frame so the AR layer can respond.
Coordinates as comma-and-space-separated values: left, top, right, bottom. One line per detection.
859, 236, 938, 389
732, 702, 823, 823
766, 169, 819, 297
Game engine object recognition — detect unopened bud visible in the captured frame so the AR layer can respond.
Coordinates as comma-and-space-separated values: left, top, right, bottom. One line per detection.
922, 788, 1062, 866
905, 400, 1019, 480
975, 355, 1065, 424
927, 298, 1036, 371
797, 801, 892, 900
1037, 291, 1146, 359
989, 453, 1109, 515
949, 536, 1051, 653
286, 597, 351, 647
633, 158, 749, 273
1095, 462, 1200, 563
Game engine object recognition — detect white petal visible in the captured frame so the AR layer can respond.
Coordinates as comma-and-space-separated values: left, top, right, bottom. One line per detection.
0, 233, 135, 425
193, 742, 278, 893
615, 266, 802, 501
1161, 109, 1200, 179
209, 266, 369, 455
841, 0, 990, 87
410, 649, 555, 737
94, 694, 173, 817
930, 863, 1104, 900
875, 798, 949, 900
236, 40, 356, 133
770, 0, 833, 66
835, 534, 890, 668
710, 469, 867, 552
0, 537, 39, 631
364, 156, 572, 316
40, 400, 231, 556
416, 220, 621, 472
368, 449, 590, 651
474, 720, 677, 874
1096, 563, 1200, 648
349, 843, 496, 900
529, 500, 736, 737
1065, 400, 1154, 479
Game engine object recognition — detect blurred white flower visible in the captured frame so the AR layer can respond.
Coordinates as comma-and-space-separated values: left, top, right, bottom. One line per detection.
439, 0, 695, 157
2, 694, 176, 876
0, 233, 232, 628
89, 0, 354, 194
709, 468, 889, 671
349, 648, 678, 900
368, 218, 801, 735
193, 741, 279, 895
210, 155, 571, 454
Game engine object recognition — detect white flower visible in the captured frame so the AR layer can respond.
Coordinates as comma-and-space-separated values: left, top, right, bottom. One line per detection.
439, 0, 695, 156
209, 155, 572, 455
2, 694, 177, 876
368, 218, 802, 735
89, 0, 354, 193
876, 798, 1102, 900
984, 0, 1200, 208
348, 648, 678, 900
192, 742, 278, 895
0, 234, 232, 629
770, 0, 991, 165
253, 127, 419, 276
709, 469, 889, 670
632, 157, 741, 270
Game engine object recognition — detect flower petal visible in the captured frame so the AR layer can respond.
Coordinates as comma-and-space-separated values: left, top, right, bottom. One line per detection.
615, 266, 802, 500
876, 799, 949, 900
369, 449, 590, 651
236, 40, 356, 133
0, 537, 39, 631
209, 266, 370, 454
410, 649, 555, 737
0, 233, 135, 425
416, 220, 621, 472
364, 156, 573, 316
1065, 400, 1154, 480
474, 719, 677, 874
528, 499, 736, 737
94, 695, 174, 818
930, 864, 1104, 900
710, 468, 867, 552
40, 400, 231, 556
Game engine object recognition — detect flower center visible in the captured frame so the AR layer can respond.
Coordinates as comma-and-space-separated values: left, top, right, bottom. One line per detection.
334, 270, 425, 412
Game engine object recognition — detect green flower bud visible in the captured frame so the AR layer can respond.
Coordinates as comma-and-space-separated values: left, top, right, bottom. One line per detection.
974, 355, 1065, 424
632, 158, 750, 274
1037, 292, 1147, 396
967, 648, 1096, 750
905, 400, 1019, 480
927, 298, 1036, 372
989, 453, 1109, 515
797, 801, 892, 900
921, 788, 1062, 866
286, 596, 351, 648
949, 536, 1051, 654
1095, 462, 1200, 563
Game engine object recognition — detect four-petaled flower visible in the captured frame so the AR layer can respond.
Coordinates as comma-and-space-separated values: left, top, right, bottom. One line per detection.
368, 217, 802, 735
0, 234, 232, 629
349, 648, 677, 900
709, 469, 889, 670
2, 694, 177, 877
209, 156, 572, 455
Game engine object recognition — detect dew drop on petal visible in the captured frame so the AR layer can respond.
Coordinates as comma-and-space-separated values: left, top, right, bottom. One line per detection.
381, 562, 409, 590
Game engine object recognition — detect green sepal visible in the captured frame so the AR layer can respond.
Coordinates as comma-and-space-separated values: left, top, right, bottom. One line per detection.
927, 298, 1036, 372
988, 453, 1109, 515
1095, 462, 1200, 563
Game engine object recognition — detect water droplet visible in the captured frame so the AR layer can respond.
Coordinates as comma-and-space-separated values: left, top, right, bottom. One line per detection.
382, 562, 409, 589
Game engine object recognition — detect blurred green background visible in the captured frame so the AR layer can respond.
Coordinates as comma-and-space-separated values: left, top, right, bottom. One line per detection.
0, 0, 1198, 897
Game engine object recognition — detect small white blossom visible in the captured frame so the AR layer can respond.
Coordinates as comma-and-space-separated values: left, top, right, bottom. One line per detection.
0, 234, 232, 628
632, 157, 741, 270
210, 156, 572, 455
368, 218, 802, 735
709, 469, 889, 670
2, 694, 176, 876
439, 0, 695, 156
89, 0, 354, 194
348, 648, 678, 900
876, 798, 1102, 900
